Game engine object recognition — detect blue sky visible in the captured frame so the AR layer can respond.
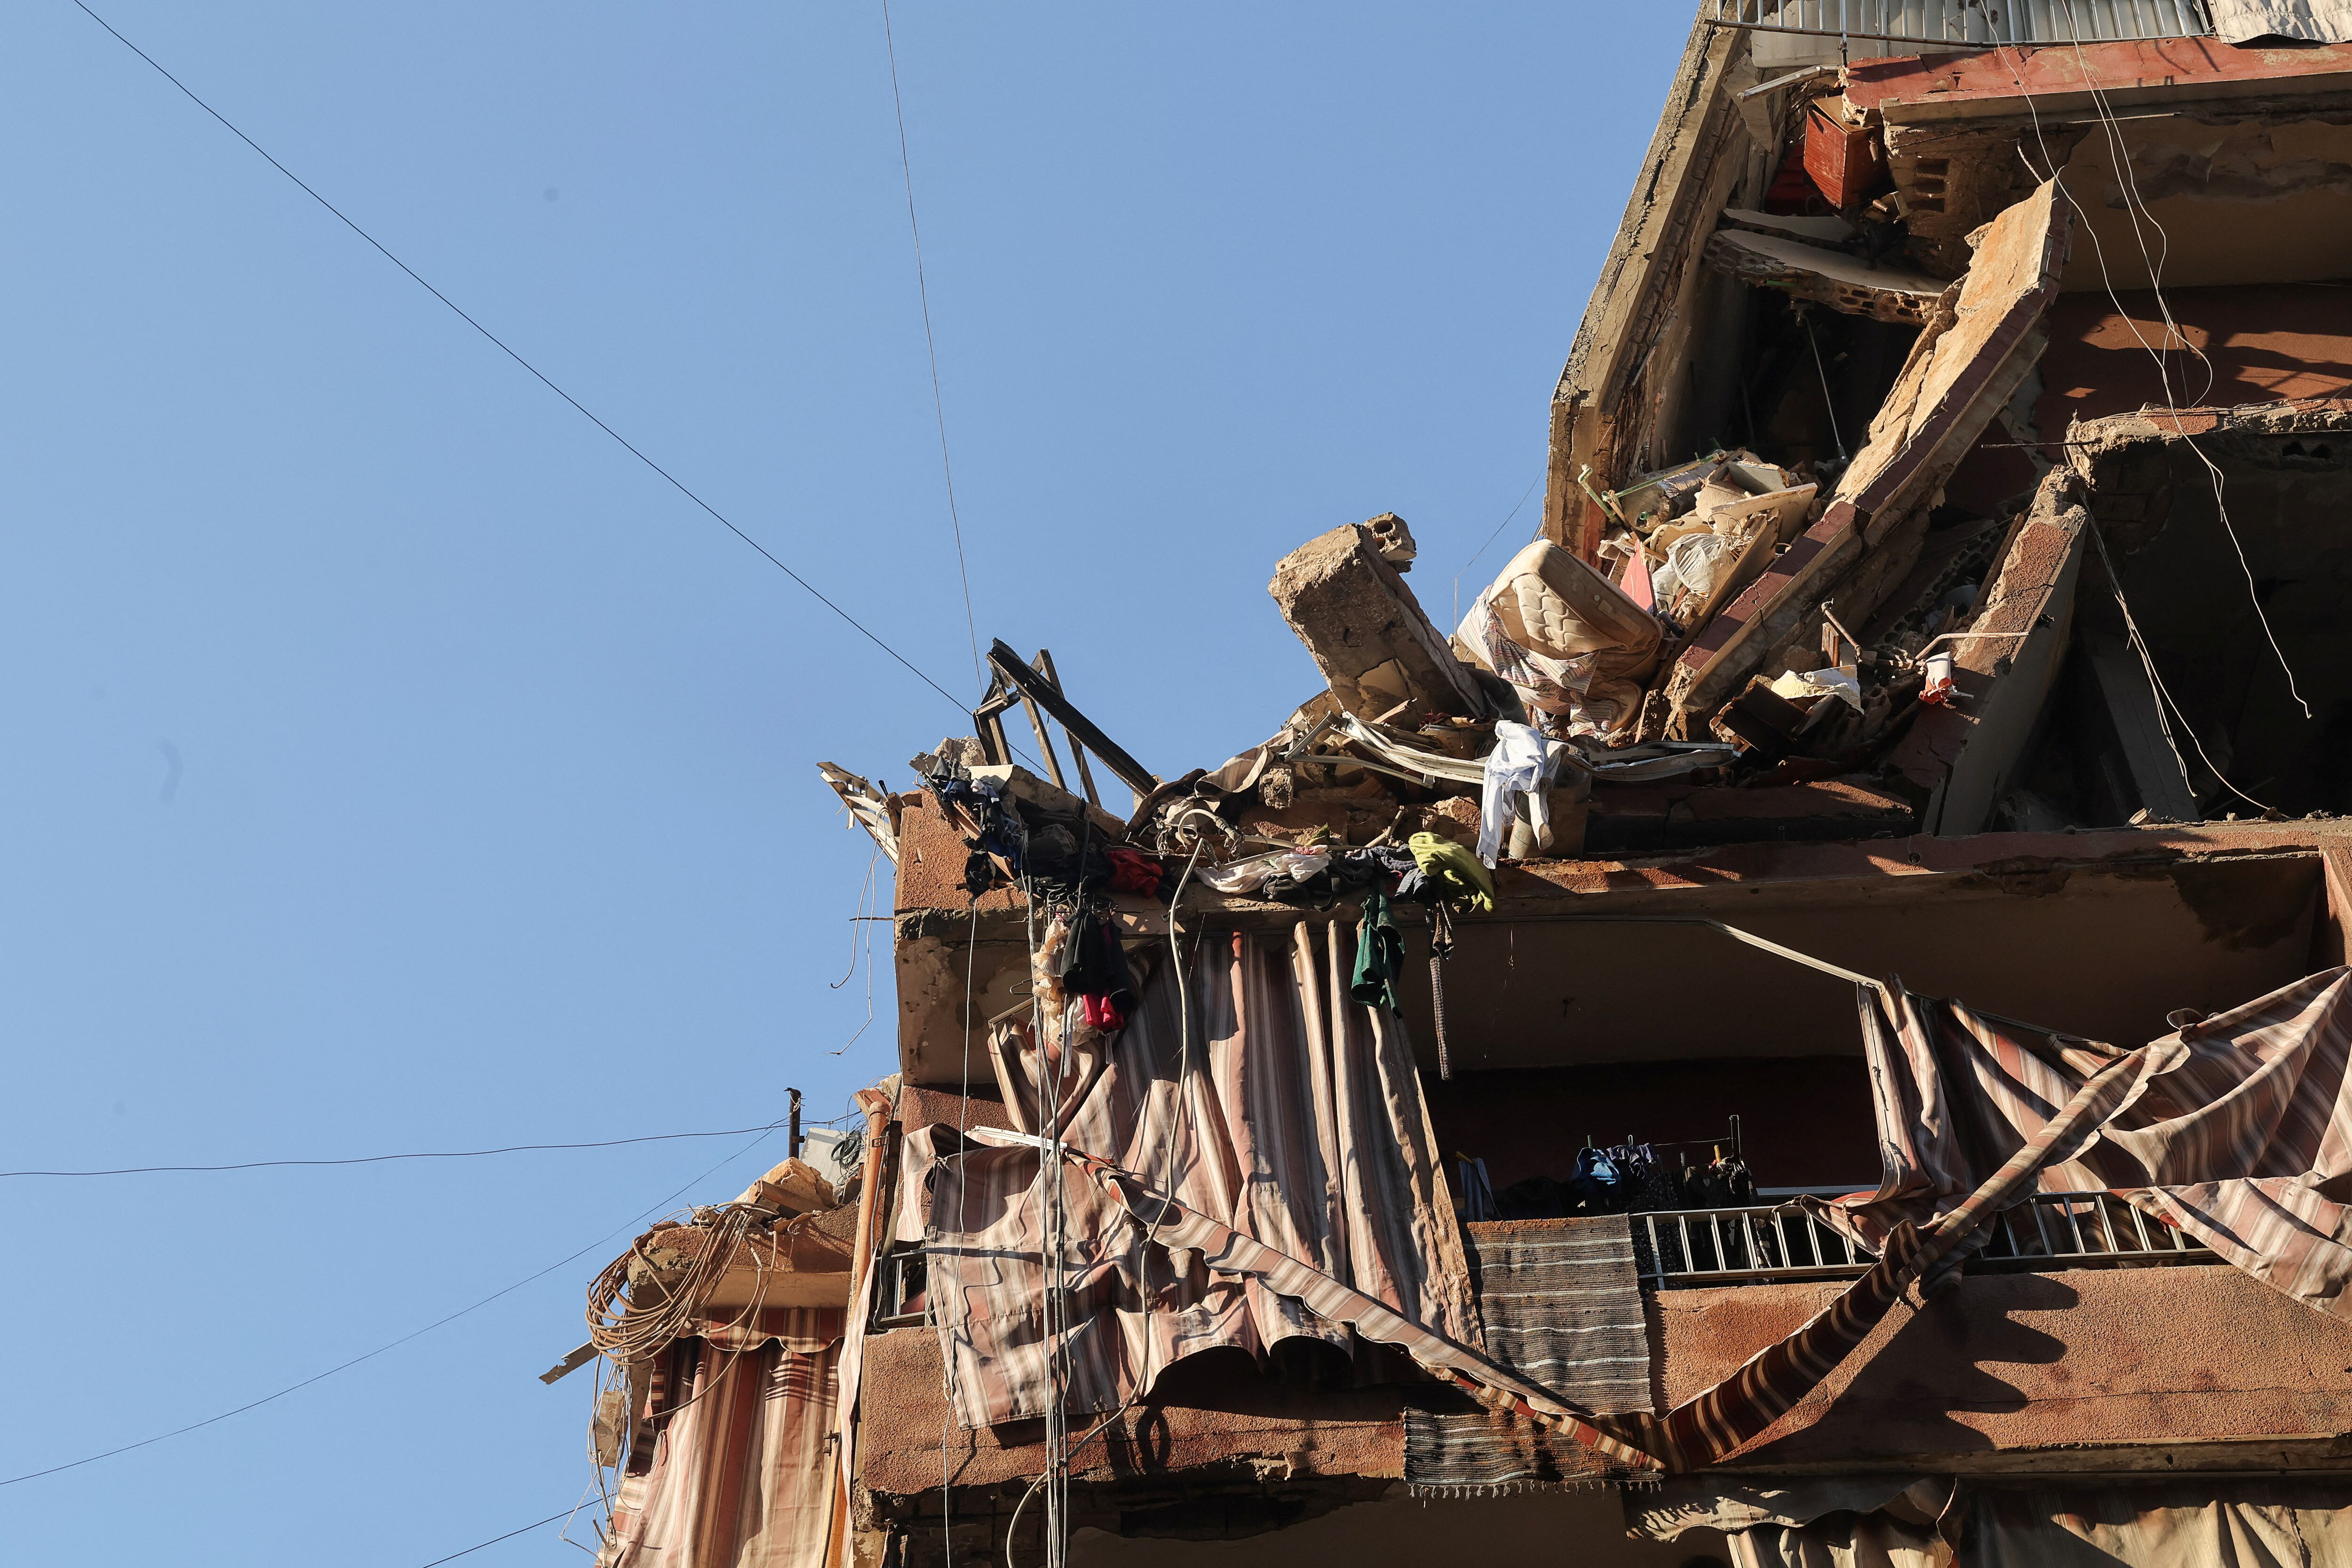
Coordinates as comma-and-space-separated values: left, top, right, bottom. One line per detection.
0, 4, 1689, 1561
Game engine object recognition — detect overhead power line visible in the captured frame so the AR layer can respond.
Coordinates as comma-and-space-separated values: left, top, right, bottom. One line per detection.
0, 1119, 786, 1488
69, 0, 971, 717
882, 0, 985, 690
416, 1504, 579, 1568
0, 1114, 803, 1178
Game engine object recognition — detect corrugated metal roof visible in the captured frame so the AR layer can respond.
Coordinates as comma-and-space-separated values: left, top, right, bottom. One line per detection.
1712, 0, 2211, 46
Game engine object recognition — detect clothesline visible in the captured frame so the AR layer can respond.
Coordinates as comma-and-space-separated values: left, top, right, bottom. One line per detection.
1454, 914, 1888, 995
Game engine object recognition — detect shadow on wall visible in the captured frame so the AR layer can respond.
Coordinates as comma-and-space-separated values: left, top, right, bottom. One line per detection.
1067, 1485, 1724, 1567
1752, 1272, 2081, 1463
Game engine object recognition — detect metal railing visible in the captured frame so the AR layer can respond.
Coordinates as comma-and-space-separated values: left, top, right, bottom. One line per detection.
1637, 1190, 2212, 1286
1708, 0, 2210, 46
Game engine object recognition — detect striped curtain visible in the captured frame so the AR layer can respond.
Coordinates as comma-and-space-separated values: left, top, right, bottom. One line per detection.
600, 1309, 844, 1568
1818, 967, 2352, 1318
918, 923, 1475, 1429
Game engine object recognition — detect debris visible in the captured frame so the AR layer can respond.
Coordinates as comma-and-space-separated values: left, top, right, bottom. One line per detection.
734, 1157, 838, 1217
976, 640, 1159, 806
817, 760, 899, 863
1802, 95, 1885, 210
1457, 538, 1661, 737
2081, 630, 2202, 824
538, 1341, 598, 1385
1703, 227, 1947, 324
1271, 517, 1492, 721
1664, 177, 2070, 733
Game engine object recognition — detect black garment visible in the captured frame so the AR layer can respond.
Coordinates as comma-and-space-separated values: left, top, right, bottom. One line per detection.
1057, 908, 1135, 1018
922, 771, 1029, 894
1024, 822, 1110, 895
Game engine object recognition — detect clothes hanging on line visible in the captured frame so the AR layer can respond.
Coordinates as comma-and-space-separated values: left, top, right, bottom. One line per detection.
1352, 889, 1406, 1012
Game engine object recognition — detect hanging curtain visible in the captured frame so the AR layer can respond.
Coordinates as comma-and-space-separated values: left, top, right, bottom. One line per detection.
1963, 1479, 2352, 1567
599, 1308, 844, 1568
914, 923, 1475, 1429
1815, 967, 2352, 1317
1638, 1475, 2352, 1565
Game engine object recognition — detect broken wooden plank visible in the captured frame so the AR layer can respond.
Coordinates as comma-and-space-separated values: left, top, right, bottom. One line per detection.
818, 761, 899, 864
1030, 648, 1103, 808
985, 640, 1159, 801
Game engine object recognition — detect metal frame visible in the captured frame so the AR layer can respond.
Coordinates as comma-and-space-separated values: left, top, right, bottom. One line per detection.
1706, 0, 2210, 47
870, 1244, 930, 1330
1637, 1190, 2211, 1286
972, 639, 1158, 810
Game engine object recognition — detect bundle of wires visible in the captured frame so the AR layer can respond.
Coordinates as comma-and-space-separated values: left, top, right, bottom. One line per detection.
584, 1202, 778, 1366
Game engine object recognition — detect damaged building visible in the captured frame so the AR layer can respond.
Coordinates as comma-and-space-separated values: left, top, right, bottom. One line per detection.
560, 6, 2352, 1565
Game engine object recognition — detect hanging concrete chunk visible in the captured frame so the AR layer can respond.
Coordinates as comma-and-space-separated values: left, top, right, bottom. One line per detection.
1270, 517, 1490, 721
1702, 227, 1948, 325
1667, 179, 2071, 734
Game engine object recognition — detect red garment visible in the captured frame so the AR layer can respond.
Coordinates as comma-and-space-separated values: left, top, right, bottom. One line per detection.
1105, 849, 1166, 897
1080, 992, 1126, 1032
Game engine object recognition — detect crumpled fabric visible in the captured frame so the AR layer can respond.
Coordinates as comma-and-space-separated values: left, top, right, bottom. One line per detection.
1351, 889, 1405, 1012
1198, 851, 1286, 895
1058, 911, 1134, 1023
1455, 538, 1661, 738
928, 774, 1026, 894
1104, 848, 1168, 898
1024, 822, 1110, 892
1406, 832, 1494, 914
1269, 848, 1421, 910
1477, 720, 1561, 868
2208, 0, 2352, 44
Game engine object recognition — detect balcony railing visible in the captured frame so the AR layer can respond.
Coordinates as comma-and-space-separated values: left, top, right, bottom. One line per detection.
1708, 0, 2211, 47
1637, 1190, 2213, 1286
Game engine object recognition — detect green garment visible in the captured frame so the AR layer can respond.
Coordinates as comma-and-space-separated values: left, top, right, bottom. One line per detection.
1407, 832, 1494, 914
1351, 889, 1404, 1012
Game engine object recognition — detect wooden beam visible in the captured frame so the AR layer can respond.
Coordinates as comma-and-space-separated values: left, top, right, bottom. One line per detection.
986, 640, 1158, 798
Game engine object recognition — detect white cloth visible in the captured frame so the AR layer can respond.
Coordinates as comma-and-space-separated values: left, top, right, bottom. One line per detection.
2209, 0, 2352, 42
1198, 851, 1285, 894
1477, 720, 1559, 868
1197, 849, 1330, 896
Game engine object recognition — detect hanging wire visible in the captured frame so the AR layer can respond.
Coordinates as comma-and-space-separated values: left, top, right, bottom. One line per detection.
67, 0, 981, 719
881, 0, 986, 689
1992, 26, 2313, 771
829, 846, 884, 1055
2054, 8, 2310, 722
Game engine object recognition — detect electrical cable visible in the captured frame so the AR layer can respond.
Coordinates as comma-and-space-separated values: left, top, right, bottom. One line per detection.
2051, 9, 2311, 721
67, 0, 975, 718
414, 1504, 579, 1568
1002, 839, 1206, 1568
1459, 472, 1545, 576
1989, 29, 2312, 796
2087, 516, 2277, 815
1, 1117, 801, 1178
881, 0, 985, 691
941, 895, 983, 1568
0, 1118, 787, 1488
829, 844, 884, 1055
1455, 471, 1546, 631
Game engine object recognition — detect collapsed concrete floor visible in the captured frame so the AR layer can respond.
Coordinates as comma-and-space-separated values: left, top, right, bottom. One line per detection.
584, 15, 2352, 1568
